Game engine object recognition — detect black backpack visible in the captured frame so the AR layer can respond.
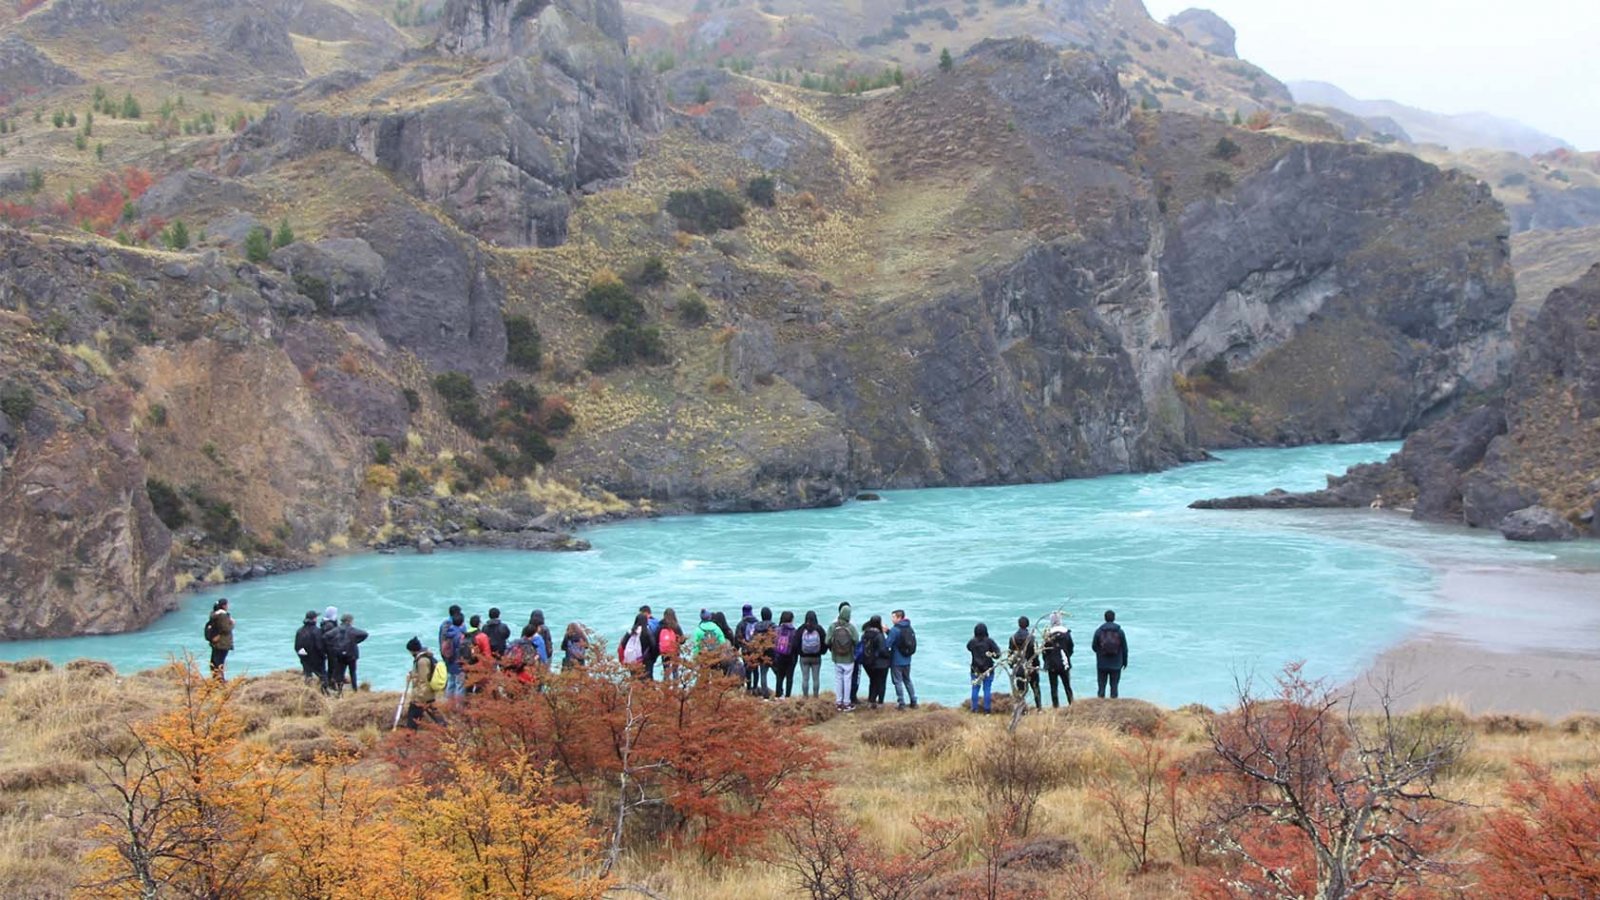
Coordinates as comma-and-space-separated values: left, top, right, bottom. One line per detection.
203, 617, 218, 644
899, 626, 917, 657
1099, 626, 1123, 657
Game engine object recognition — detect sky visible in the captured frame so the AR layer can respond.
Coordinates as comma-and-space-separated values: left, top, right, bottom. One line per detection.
1141, 0, 1600, 150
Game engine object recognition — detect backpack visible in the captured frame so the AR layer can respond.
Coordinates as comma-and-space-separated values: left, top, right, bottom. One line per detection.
459, 634, 478, 666
421, 652, 446, 692
658, 629, 680, 656
203, 617, 218, 645
774, 624, 795, 656
800, 628, 823, 656
870, 631, 892, 664
440, 624, 462, 662
1098, 626, 1123, 657
899, 626, 917, 657
829, 623, 854, 657
741, 619, 760, 644
622, 632, 644, 665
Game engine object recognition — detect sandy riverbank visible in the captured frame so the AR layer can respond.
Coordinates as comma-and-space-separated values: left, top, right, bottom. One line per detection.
1353, 565, 1600, 717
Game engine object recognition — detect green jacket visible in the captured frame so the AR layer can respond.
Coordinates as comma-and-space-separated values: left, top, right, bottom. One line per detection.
691, 620, 725, 656
209, 610, 235, 651
828, 605, 857, 665
409, 651, 438, 704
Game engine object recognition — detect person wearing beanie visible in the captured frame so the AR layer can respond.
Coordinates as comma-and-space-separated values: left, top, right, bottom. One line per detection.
692, 609, 725, 656
206, 599, 234, 681
1042, 611, 1075, 707
827, 603, 858, 711
294, 609, 327, 690
404, 636, 444, 728
323, 605, 338, 622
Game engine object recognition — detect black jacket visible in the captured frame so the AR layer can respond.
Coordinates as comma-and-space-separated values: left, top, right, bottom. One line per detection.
483, 618, 511, 656
1008, 629, 1038, 674
329, 623, 368, 660
967, 637, 1001, 676
1042, 627, 1074, 673
861, 627, 891, 671
1091, 623, 1129, 672
294, 623, 324, 661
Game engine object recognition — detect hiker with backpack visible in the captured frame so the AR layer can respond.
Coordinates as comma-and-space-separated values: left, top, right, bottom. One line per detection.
327, 612, 368, 695
462, 615, 493, 693
828, 604, 859, 712
527, 610, 555, 672
796, 610, 826, 697
860, 615, 892, 708
734, 604, 760, 693
294, 610, 327, 690
639, 605, 662, 678
1092, 610, 1129, 698
745, 607, 776, 698
690, 610, 726, 658
403, 637, 447, 728
561, 622, 589, 670
205, 599, 234, 680
770, 611, 800, 698
483, 608, 511, 659
502, 625, 546, 685
657, 609, 685, 679
1042, 612, 1074, 707
1009, 616, 1043, 711
438, 606, 468, 699
967, 622, 1001, 714
887, 609, 918, 710
619, 613, 658, 679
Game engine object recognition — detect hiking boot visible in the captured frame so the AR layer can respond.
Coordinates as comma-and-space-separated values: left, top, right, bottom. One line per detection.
909, 700, 918, 709
843, 704, 856, 712
896, 702, 906, 710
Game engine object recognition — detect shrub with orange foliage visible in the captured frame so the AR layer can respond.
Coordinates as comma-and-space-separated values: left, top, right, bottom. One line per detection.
767, 789, 961, 900
386, 656, 828, 860
0, 167, 154, 236
1475, 761, 1600, 898
1244, 110, 1274, 131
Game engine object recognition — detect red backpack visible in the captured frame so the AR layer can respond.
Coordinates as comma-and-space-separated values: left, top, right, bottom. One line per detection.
658, 628, 680, 656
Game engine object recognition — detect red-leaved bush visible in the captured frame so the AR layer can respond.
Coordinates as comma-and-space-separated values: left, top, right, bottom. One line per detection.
1475, 761, 1600, 898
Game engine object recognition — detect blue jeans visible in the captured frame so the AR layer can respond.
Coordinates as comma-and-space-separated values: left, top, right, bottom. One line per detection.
891, 665, 916, 706
446, 669, 465, 698
970, 671, 994, 711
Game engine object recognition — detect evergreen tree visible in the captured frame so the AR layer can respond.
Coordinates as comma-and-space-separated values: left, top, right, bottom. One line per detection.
939, 48, 954, 72
273, 218, 294, 249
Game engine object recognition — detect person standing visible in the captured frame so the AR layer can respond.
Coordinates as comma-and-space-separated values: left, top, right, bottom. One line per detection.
1042, 612, 1074, 707
404, 637, 445, 728
770, 611, 799, 699
638, 605, 662, 678
294, 610, 327, 690
205, 599, 234, 680
526, 610, 555, 671
657, 609, 685, 679
482, 608, 511, 659
796, 611, 826, 698
438, 606, 467, 699
503, 626, 544, 685
1091, 610, 1129, 698
691, 610, 726, 657
338, 612, 369, 693
561, 622, 589, 671
1009, 616, 1042, 711
887, 609, 918, 710
967, 623, 1001, 713
860, 615, 891, 708
828, 604, 859, 712
619, 613, 657, 679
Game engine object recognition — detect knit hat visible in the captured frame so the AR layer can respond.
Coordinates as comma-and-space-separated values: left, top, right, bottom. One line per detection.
324, 606, 338, 621
1049, 611, 1063, 627
742, 603, 753, 616
406, 636, 422, 653
700, 609, 712, 621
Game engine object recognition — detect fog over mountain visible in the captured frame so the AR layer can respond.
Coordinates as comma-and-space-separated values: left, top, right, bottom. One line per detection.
1287, 80, 1571, 155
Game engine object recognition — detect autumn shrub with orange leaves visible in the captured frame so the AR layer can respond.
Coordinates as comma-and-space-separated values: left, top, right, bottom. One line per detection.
75, 661, 607, 900
1476, 761, 1600, 898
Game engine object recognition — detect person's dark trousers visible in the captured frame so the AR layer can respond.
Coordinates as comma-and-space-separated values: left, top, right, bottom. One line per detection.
866, 667, 888, 705
346, 658, 358, 692
773, 659, 796, 697
745, 661, 759, 694
405, 702, 445, 729
210, 648, 228, 680
757, 664, 772, 698
645, 657, 657, 681
1012, 671, 1041, 709
849, 663, 861, 705
299, 655, 322, 684
1097, 668, 1121, 698
1048, 670, 1073, 707
328, 657, 349, 695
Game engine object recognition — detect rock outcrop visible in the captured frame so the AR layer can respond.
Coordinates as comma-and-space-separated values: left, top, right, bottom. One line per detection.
1193, 265, 1600, 540
1166, 8, 1237, 57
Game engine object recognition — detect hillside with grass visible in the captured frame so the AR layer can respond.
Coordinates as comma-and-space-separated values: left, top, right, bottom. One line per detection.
1, 655, 1598, 898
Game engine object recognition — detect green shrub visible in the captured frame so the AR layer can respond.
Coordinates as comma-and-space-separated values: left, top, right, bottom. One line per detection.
504, 315, 542, 370
397, 466, 426, 494
678, 293, 710, 326
373, 439, 393, 466
293, 274, 330, 311
587, 324, 667, 372
432, 372, 489, 438
120, 93, 141, 119
582, 280, 644, 324
273, 218, 294, 249
0, 382, 36, 422
243, 225, 271, 264
162, 220, 189, 250
939, 48, 954, 72
146, 403, 167, 427
632, 255, 669, 287
1212, 136, 1241, 161
745, 175, 777, 208
402, 388, 421, 413
145, 479, 188, 530
665, 188, 746, 234
183, 486, 242, 547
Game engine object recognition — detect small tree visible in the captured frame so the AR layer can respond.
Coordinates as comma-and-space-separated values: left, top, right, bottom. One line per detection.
1476, 762, 1600, 896
273, 218, 294, 249
1212, 136, 1241, 161
745, 174, 777, 208
939, 48, 954, 72
120, 93, 142, 119
162, 220, 189, 251
504, 315, 543, 371
243, 225, 271, 263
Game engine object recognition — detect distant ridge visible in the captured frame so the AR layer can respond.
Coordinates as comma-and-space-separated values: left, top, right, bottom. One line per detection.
1288, 80, 1572, 156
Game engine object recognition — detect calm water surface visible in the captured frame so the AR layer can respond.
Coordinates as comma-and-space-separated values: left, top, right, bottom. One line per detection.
7, 443, 1594, 706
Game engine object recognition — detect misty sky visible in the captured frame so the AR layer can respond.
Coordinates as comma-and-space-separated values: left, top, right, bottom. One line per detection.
1142, 0, 1600, 150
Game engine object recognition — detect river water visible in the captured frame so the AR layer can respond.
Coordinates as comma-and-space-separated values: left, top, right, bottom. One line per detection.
5, 443, 1595, 706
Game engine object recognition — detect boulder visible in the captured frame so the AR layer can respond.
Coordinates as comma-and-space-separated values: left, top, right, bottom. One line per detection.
1166, 8, 1238, 57
1499, 506, 1579, 542
270, 238, 386, 315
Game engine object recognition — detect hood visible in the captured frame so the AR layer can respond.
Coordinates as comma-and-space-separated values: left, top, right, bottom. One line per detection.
974, 623, 989, 639
893, 618, 910, 629
838, 604, 852, 623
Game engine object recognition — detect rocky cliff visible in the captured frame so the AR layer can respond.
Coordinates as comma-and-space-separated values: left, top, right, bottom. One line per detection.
0, 16, 1519, 636
1194, 265, 1600, 541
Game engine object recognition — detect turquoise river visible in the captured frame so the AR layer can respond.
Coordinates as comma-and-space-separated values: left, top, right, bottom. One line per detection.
5, 442, 1597, 707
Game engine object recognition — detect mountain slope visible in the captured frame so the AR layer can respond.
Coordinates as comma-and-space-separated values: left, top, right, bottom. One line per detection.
1288, 80, 1572, 155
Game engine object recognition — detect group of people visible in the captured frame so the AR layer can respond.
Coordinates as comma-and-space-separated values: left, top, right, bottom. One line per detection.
390, 601, 1131, 726
292, 606, 370, 695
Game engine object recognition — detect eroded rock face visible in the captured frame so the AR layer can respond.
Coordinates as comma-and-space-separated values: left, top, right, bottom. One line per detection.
0, 388, 176, 639
0, 34, 81, 101
1166, 8, 1236, 57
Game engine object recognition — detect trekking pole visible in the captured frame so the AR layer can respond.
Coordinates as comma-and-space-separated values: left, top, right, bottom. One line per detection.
391, 681, 411, 731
